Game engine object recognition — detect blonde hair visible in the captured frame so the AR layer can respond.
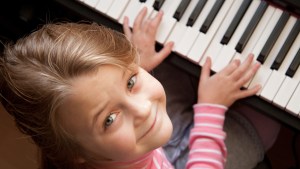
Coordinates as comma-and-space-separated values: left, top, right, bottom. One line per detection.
0, 22, 138, 169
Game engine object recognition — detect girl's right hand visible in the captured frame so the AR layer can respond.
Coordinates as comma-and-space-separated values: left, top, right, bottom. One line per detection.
123, 7, 173, 72
197, 54, 261, 107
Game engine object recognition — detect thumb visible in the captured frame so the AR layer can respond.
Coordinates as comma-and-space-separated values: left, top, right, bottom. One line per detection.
200, 57, 212, 83
156, 41, 174, 60
123, 16, 132, 40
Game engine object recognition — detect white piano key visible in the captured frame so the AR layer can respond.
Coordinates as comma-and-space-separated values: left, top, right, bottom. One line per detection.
274, 77, 298, 108
205, 43, 223, 71
273, 33, 300, 108
175, 26, 200, 57
260, 31, 300, 102
250, 67, 272, 94
186, 33, 206, 63
151, 11, 177, 44
188, 0, 235, 65
248, 16, 298, 95
165, 23, 186, 50
144, 0, 155, 6
116, 0, 154, 26
150, 0, 181, 44
106, 0, 130, 20
205, 0, 244, 70
172, 0, 217, 54
260, 70, 286, 102
119, 0, 142, 26
143, 0, 156, 7
84, 0, 100, 8
212, 45, 236, 72
286, 82, 300, 117
95, 0, 115, 14
158, 0, 180, 18
165, 0, 199, 51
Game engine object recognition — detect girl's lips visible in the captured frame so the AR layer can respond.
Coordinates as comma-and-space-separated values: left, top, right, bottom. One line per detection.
138, 104, 158, 141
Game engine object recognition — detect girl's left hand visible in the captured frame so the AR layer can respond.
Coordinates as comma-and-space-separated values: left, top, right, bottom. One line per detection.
123, 7, 174, 72
197, 54, 261, 107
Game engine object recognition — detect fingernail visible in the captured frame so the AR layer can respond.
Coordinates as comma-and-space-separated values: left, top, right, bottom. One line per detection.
170, 41, 174, 46
257, 84, 262, 90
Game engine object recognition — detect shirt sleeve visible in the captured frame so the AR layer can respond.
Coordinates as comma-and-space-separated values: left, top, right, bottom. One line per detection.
186, 103, 228, 169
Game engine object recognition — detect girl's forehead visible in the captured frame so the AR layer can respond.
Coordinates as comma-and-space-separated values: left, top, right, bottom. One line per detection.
96, 63, 138, 75
65, 64, 141, 109
69, 64, 140, 101
58, 66, 125, 129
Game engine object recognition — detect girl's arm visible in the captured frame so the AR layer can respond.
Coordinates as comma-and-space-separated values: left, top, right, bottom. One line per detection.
187, 104, 227, 169
122, 7, 173, 72
187, 56, 261, 169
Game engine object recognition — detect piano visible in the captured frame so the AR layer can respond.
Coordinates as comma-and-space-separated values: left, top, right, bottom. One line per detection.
16, 0, 300, 130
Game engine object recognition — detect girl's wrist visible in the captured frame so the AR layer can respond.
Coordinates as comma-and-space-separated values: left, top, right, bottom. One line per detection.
193, 103, 228, 110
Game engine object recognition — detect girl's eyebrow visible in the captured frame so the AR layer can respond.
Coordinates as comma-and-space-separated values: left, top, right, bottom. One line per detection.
91, 67, 131, 128
92, 100, 109, 128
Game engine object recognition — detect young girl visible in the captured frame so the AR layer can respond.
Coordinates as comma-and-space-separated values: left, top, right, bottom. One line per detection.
123, 8, 281, 169
0, 8, 275, 169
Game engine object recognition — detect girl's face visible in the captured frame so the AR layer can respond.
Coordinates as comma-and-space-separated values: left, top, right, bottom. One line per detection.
58, 65, 172, 166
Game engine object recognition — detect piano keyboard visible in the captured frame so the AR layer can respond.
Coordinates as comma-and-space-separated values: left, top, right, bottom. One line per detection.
55, 0, 300, 130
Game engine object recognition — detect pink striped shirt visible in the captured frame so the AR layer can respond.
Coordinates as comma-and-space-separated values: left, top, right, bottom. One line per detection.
95, 104, 227, 169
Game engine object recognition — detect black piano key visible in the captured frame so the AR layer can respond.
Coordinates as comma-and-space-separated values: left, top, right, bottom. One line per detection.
153, 0, 165, 10
221, 0, 251, 45
187, 0, 207, 26
173, 0, 191, 21
200, 0, 224, 33
235, 1, 268, 53
257, 11, 290, 64
271, 19, 300, 70
286, 48, 300, 77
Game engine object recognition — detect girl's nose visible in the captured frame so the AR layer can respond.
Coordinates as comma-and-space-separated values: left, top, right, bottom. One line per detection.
128, 99, 152, 126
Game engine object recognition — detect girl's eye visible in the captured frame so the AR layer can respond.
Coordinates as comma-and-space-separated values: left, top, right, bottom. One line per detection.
127, 75, 137, 90
104, 113, 117, 128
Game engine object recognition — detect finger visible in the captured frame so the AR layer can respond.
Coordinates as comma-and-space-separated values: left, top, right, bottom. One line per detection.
155, 41, 174, 60
146, 10, 163, 35
237, 61, 260, 86
236, 84, 261, 99
231, 54, 254, 80
123, 16, 132, 39
200, 57, 212, 83
133, 7, 148, 33
150, 42, 174, 69
219, 59, 240, 76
